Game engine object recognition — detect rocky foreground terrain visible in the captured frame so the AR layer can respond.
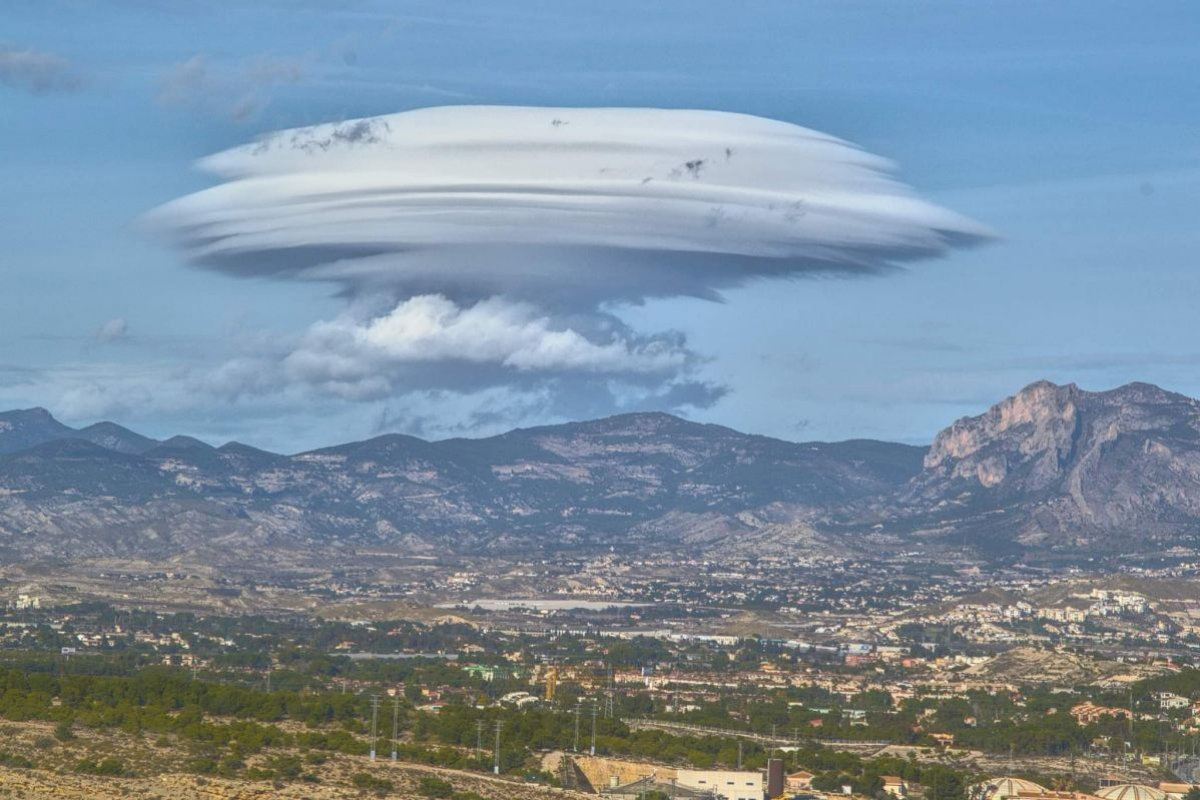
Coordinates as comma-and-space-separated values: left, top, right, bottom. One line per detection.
0, 718, 581, 799
1, 380, 1200, 564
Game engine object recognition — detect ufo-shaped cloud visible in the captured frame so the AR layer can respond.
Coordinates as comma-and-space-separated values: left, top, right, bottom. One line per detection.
151, 105, 989, 305
148, 106, 989, 417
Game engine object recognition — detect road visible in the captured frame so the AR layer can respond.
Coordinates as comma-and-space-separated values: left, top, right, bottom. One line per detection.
624, 718, 890, 751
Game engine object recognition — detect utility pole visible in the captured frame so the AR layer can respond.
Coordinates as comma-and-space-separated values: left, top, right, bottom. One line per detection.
494, 720, 503, 775
573, 702, 581, 752
476, 719, 484, 767
369, 694, 380, 761
590, 703, 598, 756
391, 695, 400, 762
738, 740, 743, 770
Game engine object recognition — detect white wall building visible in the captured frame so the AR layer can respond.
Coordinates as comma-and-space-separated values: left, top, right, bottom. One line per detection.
677, 769, 763, 800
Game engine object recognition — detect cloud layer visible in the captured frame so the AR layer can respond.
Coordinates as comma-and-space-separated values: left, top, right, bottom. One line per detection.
147, 106, 988, 425
150, 105, 989, 305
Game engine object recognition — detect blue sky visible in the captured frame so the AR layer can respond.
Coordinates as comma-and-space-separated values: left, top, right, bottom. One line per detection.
2, 1, 1198, 452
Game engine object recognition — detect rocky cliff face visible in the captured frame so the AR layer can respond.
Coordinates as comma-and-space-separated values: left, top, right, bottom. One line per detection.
876, 380, 1200, 553
921, 380, 1080, 491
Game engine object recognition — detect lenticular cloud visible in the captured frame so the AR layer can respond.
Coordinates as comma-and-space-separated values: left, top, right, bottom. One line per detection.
150, 105, 989, 305
148, 106, 989, 417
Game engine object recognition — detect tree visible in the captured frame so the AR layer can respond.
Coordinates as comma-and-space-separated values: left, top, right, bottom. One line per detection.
53, 719, 75, 741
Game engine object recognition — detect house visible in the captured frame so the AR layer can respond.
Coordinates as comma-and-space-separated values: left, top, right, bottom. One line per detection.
883, 776, 908, 797
787, 771, 815, 792
1072, 702, 1128, 725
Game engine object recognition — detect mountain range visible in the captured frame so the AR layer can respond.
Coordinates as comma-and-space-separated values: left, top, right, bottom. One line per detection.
1, 379, 1198, 564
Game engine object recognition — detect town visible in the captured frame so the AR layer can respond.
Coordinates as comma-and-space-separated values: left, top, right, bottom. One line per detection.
4, 551, 1200, 799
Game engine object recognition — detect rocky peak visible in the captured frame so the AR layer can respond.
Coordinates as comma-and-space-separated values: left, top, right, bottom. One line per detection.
0, 407, 76, 455
924, 381, 1080, 481
895, 379, 1200, 552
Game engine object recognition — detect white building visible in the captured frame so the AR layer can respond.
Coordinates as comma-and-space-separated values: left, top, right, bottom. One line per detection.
1157, 692, 1190, 710
14, 594, 40, 610
677, 770, 763, 800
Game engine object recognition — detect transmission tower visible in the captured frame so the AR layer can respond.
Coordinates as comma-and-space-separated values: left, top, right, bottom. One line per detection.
391, 695, 400, 762
604, 666, 615, 718
369, 694, 380, 761
493, 720, 503, 775
590, 702, 598, 756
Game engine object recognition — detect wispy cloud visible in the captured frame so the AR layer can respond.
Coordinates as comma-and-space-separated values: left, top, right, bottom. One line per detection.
0, 47, 84, 95
94, 318, 129, 343
157, 54, 305, 122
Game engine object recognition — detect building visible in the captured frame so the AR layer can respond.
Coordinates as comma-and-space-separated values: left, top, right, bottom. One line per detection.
601, 776, 716, 800
1095, 785, 1167, 800
767, 759, 784, 798
969, 777, 1047, 800
883, 776, 908, 798
677, 769, 764, 800
1071, 702, 1127, 725
14, 594, 40, 610
1156, 692, 1190, 711
786, 771, 815, 793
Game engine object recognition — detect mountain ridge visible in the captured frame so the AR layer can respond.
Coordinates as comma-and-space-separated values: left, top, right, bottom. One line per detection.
2, 380, 1200, 564
0, 405, 925, 561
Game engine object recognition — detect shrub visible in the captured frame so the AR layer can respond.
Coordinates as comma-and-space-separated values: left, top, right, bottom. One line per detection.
350, 772, 395, 794
75, 756, 126, 776
417, 775, 455, 798
0, 750, 34, 768
266, 754, 303, 779
187, 757, 218, 774
54, 720, 75, 741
